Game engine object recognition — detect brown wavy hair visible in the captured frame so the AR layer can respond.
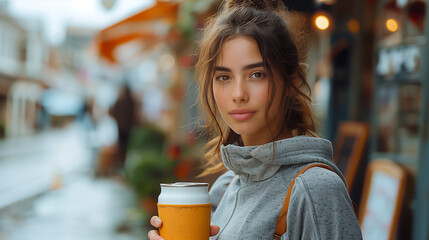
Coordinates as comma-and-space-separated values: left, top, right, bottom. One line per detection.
195, 0, 318, 175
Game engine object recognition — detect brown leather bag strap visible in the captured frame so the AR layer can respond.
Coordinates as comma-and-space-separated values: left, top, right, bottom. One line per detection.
273, 163, 335, 239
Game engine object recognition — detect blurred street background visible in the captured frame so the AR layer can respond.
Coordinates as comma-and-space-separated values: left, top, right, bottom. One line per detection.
0, 0, 428, 239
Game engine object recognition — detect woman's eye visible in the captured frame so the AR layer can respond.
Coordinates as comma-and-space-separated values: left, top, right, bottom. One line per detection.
251, 72, 265, 79
215, 75, 230, 81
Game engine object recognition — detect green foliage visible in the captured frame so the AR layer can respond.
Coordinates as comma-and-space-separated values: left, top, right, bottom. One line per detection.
124, 125, 204, 203
125, 149, 176, 198
127, 125, 166, 152
125, 125, 176, 199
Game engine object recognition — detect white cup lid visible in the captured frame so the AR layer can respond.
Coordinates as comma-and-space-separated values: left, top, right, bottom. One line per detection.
158, 182, 211, 205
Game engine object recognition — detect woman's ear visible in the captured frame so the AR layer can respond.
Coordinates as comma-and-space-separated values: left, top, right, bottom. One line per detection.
291, 73, 302, 89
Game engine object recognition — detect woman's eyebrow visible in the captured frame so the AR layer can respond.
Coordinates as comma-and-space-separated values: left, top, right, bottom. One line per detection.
214, 66, 231, 72
214, 62, 264, 72
242, 62, 263, 71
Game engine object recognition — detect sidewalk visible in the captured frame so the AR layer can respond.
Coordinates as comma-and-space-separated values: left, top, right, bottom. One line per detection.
0, 123, 148, 239
0, 175, 147, 240
0, 123, 92, 208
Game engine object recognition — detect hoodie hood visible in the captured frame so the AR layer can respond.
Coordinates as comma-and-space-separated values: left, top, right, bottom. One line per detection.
220, 135, 345, 183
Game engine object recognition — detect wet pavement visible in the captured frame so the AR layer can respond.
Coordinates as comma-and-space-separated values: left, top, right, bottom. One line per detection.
0, 175, 147, 240
0, 123, 148, 240
0, 124, 92, 208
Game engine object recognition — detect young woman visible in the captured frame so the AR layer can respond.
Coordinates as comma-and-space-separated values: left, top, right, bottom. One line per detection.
149, 0, 362, 239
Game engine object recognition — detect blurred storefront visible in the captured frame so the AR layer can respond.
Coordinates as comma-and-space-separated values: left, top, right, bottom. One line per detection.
369, 0, 429, 239
0, 0, 110, 207
0, 3, 145, 239
305, 0, 429, 238
316, 0, 429, 239
0, 8, 90, 139
0, 11, 43, 138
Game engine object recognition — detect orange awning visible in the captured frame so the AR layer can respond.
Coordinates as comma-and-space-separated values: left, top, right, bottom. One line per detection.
97, 1, 179, 64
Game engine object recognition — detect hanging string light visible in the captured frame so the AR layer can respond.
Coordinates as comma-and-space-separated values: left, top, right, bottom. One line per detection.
348, 19, 360, 33
386, 18, 399, 32
313, 11, 332, 31
315, 15, 330, 30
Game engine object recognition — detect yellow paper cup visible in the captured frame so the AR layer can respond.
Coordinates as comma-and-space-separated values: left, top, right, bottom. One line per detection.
158, 182, 211, 240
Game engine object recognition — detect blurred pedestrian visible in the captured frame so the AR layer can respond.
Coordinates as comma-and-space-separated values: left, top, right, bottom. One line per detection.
148, 0, 362, 239
111, 84, 137, 172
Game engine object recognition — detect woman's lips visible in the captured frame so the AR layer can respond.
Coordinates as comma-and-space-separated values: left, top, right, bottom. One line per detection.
230, 110, 256, 121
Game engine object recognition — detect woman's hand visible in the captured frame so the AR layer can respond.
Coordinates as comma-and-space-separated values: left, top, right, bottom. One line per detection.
148, 216, 220, 240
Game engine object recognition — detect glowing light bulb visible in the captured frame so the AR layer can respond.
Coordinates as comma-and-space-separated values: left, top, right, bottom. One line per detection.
386, 18, 399, 32
315, 15, 330, 30
348, 19, 360, 33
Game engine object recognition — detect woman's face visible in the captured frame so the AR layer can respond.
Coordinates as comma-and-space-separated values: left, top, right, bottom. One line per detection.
212, 37, 284, 146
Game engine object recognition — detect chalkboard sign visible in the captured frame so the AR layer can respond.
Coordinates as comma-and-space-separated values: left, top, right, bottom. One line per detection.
359, 160, 407, 240
337, 136, 357, 173
333, 122, 369, 191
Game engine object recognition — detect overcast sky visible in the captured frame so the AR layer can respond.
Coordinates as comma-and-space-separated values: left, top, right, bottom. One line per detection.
6, 0, 154, 44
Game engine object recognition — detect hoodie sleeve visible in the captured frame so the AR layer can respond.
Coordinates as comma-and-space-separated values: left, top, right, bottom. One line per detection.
283, 168, 362, 240
209, 171, 236, 215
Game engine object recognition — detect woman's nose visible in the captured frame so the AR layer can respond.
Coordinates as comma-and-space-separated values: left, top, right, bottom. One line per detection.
232, 80, 248, 102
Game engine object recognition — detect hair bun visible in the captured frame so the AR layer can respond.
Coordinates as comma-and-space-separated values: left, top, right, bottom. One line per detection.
224, 0, 285, 12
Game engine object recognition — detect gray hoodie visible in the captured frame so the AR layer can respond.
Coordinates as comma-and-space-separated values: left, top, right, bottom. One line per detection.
209, 136, 362, 240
